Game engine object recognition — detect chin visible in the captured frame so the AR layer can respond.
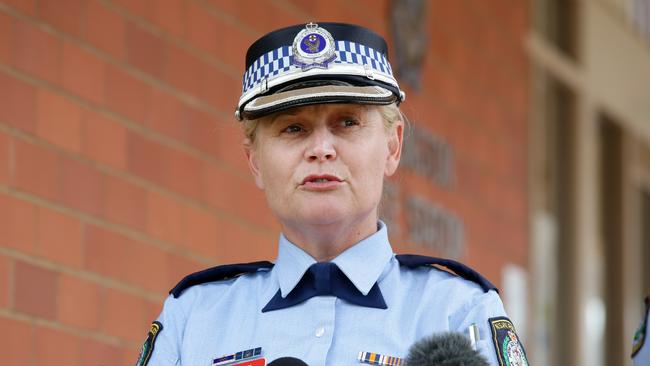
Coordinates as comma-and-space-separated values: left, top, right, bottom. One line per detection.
296, 204, 350, 226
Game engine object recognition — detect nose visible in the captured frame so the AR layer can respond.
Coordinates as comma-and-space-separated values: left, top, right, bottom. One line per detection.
305, 128, 337, 162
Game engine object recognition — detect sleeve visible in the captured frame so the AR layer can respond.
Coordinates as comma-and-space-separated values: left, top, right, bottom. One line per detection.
449, 289, 527, 366
137, 291, 197, 366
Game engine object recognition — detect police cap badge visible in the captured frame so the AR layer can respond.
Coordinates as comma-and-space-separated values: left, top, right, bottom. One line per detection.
236, 22, 405, 120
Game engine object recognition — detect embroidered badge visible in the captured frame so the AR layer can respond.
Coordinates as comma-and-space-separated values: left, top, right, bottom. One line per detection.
488, 317, 529, 366
213, 347, 263, 366
290, 22, 336, 71
632, 294, 649, 357
135, 321, 163, 366
358, 351, 403, 366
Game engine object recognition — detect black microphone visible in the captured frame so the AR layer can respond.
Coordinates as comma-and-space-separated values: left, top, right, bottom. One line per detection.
405, 332, 489, 366
267, 357, 309, 366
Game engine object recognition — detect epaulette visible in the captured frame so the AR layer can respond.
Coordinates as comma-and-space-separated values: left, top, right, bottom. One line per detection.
170, 261, 274, 298
395, 254, 498, 293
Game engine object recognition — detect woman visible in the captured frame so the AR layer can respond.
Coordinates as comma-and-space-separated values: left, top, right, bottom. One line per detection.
137, 22, 527, 366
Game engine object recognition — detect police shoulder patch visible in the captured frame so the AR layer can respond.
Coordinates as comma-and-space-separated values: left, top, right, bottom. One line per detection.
632, 293, 649, 357
488, 317, 529, 366
135, 321, 163, 366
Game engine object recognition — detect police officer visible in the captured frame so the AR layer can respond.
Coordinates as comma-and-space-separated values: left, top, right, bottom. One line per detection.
135, 22, 528, 366
632, 292, 649, 366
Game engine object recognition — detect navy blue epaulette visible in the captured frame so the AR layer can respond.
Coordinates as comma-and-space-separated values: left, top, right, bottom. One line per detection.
395, 254, 498, 293
170, 261, 274, 298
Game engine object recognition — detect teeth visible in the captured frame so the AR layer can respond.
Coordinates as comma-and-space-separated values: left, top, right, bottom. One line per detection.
313, 178, 329, 183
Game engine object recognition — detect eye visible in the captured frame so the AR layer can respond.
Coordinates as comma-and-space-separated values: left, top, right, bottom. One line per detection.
281, 124, 305, 134
341, 118, 360, 127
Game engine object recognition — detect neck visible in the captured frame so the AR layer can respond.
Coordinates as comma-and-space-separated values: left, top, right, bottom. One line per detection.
280, 214, 379, 261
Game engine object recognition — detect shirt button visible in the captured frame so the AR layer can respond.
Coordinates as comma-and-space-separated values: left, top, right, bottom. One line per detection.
315, 327, 325, 338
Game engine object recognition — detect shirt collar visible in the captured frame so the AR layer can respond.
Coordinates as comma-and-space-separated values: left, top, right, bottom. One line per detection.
274, 221, 393, 297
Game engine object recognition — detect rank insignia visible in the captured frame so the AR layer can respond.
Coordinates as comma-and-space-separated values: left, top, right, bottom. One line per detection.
632, 293, 649, 357
290, 22, 336, 71
488, 317, 529, 366
135, 321, 163, 366
213, 347, 264, 366
358, 351, 403, 366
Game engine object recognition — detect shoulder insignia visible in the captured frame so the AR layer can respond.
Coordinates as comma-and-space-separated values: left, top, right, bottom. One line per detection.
170, 261, 274, 298
488, 317, 529, 366
395, 254, 497, 293
135, 321, 163, 366
632, 292, 650, 357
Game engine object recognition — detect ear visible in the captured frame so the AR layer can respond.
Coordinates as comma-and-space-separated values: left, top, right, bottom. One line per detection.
385, 119, 404, 177
244, 138, 265, 189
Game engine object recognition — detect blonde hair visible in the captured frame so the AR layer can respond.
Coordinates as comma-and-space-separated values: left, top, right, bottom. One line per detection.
242, 103, 403, 143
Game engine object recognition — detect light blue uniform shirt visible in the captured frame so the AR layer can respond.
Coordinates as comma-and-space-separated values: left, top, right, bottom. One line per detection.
149, 223, 509, 365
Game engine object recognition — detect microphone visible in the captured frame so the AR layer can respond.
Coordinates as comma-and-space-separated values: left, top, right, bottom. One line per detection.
405, 332, 489, 366
267, 357, 309, 366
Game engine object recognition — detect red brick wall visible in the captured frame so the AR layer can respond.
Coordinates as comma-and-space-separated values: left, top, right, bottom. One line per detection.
0, 0, 528, 364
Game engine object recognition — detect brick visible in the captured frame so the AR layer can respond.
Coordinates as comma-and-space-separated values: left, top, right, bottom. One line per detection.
0, 12, 10, 64
0, 132, 9, 184
84, 225, 168, 292
80, 339, 124, 366
61, 42, 106, 104
59, 158, 105, 216
36, 89, 83, 153
14, 261, 58, 319
184, 109, 220, 157
39, 0, 84, 36
164, 44, 203, 98
0, 255, 9, 308
127, 131, 168, 183
102, 288, 147, 342
84, 0, 126, 59
57, 274, 101, 330
126, 22, 167, 78
145, 89, 188, 141
148, 0, 185, 38
202, 164, 275, 228
166, 149, 202, 199
145, 191, 185, 245
184, 206, 220, 258
209, 0, 300, 34
209, 120, 250, 172
0, 0, 37, 16
105, 65, 150, 123
126, 237, 169, 292
0, 71, 38, 133
34, 326, 80, 366
210, 17, 252, 70
219, 221, 276, 263
0, 316, 34, 366
12, 20, 61, 83
0, 193, 37, 252
83, 225, 128, 278
36, 207, 84, 268
200, 63, 239, 113
144, 298, 162, 325
111, 0, 152, 19
186, 3, 219, 56
82, 110, 127, 169
104, 176, 146, 231
13, 139, 61, 201
165, 253, 203, 288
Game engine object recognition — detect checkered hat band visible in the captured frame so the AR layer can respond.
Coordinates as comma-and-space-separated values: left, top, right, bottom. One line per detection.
242, 41, 393, 94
